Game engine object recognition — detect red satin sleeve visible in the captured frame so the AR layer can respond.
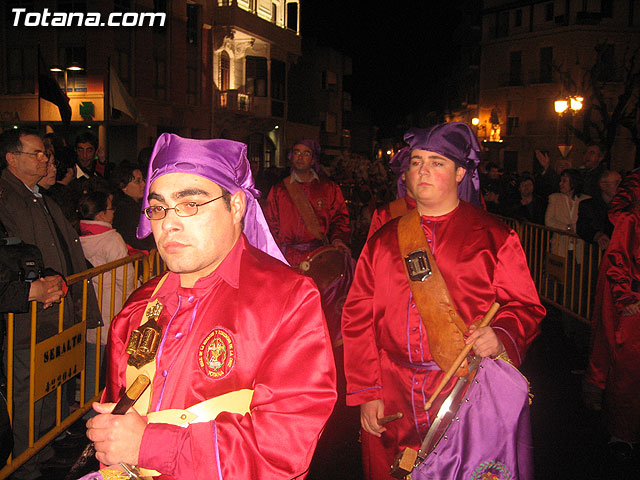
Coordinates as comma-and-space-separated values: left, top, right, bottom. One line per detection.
341, 238, 383, 406
490, 229, 547, 366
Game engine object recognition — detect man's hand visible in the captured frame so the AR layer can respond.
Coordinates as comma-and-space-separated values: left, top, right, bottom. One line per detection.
622, 301, 640, 317
360, 399, 386, 437
594, 232, 610, 251
465, 325, 505, 358
28, 276, 64, 308
331, 238, 350, 253
86, 402, 147, 466
535, 150, 550, 171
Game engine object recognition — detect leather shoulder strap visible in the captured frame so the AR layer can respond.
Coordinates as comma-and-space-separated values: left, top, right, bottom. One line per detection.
397, 209, 468, 376
389, 197, 408, 220
283, 176, 327, 242
125, 272, 169, 414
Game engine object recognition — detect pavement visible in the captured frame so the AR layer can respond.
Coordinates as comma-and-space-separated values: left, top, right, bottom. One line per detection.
14, 304, 639, 480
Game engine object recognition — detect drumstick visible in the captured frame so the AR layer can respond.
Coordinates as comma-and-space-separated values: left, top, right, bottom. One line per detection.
424, 302, 500, 410
379, 412, 403, 425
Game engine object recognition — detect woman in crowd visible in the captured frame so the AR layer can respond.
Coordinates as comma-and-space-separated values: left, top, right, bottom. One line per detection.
77, 190, 134, 401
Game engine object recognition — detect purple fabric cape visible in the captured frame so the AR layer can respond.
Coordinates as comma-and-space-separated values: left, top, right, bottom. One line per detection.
412, 357, 533, 480
136, 133, 287, 264
404, 122, 482, 207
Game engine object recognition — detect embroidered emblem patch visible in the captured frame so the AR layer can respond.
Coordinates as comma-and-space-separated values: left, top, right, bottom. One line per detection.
198, 328, 235, 379
471, 460, 512, 480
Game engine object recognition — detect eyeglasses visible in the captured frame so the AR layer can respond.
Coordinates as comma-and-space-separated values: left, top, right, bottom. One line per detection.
143, 194, 227, 220
13, 151, 49, 160
292, 150, 312, 158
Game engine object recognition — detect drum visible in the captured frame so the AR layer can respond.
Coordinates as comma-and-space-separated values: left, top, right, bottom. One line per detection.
409, 357, 533, 480
298, 246, 346, 291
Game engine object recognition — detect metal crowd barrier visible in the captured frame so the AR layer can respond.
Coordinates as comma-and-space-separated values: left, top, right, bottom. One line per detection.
497, 216, 602, 324
1, 250, 166, 479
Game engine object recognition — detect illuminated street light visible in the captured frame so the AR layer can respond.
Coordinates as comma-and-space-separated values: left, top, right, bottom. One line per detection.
471, 117, 480, 126
555, 95, 583, 157
554, 100, 568, 114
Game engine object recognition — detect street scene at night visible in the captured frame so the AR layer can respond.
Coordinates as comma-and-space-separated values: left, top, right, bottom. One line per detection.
1, 1, 640, 479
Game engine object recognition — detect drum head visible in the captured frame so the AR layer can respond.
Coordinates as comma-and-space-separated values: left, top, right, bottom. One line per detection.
299, 246, 345, 291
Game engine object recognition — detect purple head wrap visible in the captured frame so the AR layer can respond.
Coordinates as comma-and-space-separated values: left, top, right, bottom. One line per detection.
288, 139, 321, 173
403, 122, 483, 206
389, 147, 411, 199
137, 133, 287, 264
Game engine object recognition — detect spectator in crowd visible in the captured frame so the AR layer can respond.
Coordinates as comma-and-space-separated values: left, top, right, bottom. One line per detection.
506, 173, 547, 224
534, 150, 561, 198
77, 190, 135, 402
110, 162, 156, 252
577, 170, 621, 251
545, 168, 591, 260
74, 132, 102, 179
580, 143, 608, 198
481, 162, 505, 214
0, 128, 101, 479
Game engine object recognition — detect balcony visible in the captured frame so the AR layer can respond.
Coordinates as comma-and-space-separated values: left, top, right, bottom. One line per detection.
218, 90, 252, 113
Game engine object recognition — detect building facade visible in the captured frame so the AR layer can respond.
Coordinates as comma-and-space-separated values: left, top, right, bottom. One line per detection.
478, 0, 640, 172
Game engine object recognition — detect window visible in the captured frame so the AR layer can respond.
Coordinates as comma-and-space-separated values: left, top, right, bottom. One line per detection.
545, 2, 554, 21
509, 51, 522, 86
271, 59, 286, 100
601, 0, 613, 17
597, 44, 615, 81
7, 46, 36, 94
539, 47, 553, 83
187, 3, 199, 45
246, 56, 267, 97
286, 1, 298, 32
515, 9, 522, 27
58, 45, 87, 92
496, 10, 509, 37
322, 70, 337, 91
323, 112, 337, 133
506, 117, 519, 136
219, 52, 230, 91
154, 57, 167, 100
187, 66, 198, 105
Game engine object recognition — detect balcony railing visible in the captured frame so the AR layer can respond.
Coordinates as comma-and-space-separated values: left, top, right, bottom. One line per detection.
218, 90, 252, 113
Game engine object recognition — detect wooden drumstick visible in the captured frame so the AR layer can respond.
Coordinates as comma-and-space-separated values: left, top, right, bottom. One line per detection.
379, 412, 403, 425
424, 302, 500, 410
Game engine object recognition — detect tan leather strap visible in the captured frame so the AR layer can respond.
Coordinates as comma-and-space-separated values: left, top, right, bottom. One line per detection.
389, 197, 408, 220
125, 273, 169, 415
283, 176, 328, 243
397, 209, 468, 376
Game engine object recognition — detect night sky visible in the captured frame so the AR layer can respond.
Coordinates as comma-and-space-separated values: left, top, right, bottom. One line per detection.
301, 1, 464, 136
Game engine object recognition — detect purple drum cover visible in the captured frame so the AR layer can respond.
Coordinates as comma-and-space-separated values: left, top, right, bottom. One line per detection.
411, 357, 534, 480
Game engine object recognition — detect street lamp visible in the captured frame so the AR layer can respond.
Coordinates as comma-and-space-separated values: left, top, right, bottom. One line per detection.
50, 63, 85, 93
555, 95, 583, 157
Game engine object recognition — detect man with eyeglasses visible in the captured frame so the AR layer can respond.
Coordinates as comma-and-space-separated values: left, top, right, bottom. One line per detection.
0, 128, 102, 479
85, 134, 336, 480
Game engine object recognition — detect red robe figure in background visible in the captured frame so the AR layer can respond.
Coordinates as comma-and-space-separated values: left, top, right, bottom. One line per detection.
600, 211, 640, 445
264, 140, 350, 267
342, 124, 544, 480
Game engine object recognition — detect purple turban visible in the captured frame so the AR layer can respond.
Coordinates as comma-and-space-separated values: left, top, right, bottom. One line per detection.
389, 147, 411, 199
403, 122, 482, 206
288, 139, 321, 173
136, 133, 287, 264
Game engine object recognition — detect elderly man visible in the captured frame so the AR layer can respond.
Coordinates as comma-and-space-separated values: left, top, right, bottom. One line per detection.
342, 122, 545, 479
0, 128, 100, 479
85, 134, 336, 480
580, 143, 608, 198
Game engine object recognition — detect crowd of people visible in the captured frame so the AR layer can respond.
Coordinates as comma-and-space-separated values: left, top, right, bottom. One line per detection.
0, 123, 638, 480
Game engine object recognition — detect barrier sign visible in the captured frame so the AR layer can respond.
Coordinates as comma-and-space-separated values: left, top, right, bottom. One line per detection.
34, 322, 86, 401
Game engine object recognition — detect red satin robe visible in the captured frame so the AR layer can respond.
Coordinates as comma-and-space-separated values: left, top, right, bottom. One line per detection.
264, 176, 351, 265
342, 201, 545, 479
595, 212, 640, 442
103, 235, 337, 479
366, 196, 416, 240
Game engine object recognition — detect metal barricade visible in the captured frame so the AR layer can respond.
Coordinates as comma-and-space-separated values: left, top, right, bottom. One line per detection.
1, 250, 164, 478
497, 215, 601, 324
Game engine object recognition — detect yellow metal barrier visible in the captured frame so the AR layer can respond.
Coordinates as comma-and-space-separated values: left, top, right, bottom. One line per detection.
1, 250, 164, 479
497, 215, 601, 325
